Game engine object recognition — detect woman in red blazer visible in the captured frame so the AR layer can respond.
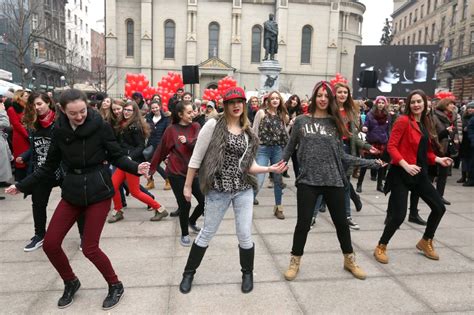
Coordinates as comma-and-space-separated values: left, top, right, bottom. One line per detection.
374, 90, 452, 264
6, 90, 30, 181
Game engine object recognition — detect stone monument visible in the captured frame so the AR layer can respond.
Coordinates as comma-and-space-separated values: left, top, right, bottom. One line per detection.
259, 13, 282, 92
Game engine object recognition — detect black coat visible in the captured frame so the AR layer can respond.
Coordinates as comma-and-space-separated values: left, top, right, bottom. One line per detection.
16, 108, 138, 206
145, 112, 169, 149
116, 122, 147, 163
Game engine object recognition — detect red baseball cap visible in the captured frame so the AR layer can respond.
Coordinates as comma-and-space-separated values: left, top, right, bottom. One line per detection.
222, 87, 246, 103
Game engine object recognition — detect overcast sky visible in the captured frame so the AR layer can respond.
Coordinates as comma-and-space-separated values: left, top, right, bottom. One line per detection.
89, 0, 394, 44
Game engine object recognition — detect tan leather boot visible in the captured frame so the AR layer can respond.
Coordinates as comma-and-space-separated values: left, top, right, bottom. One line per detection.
164, 179, 171, 191
374, 244, 389, 264
416, 238, 439, 260
284, 255, 301, 281
344, 253, 366, 280
274, 205, 285, 220
145, 178, 155, 190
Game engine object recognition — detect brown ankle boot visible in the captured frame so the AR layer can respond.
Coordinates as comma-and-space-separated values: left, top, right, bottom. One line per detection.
284, 255, 301, 281
164, 179, 171, 191
274, 205, 285, 220
416, 238, 439, 260
374, 244, 389, 264
145, 178, 155, 190
343, 253, 366, 280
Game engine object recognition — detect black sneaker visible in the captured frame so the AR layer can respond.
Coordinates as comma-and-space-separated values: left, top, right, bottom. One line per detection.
170, 209, 181, 217
189, 223, 201, 234
58, 278, 81, 309
253, 198, 259, 205
24, 235, 44, 252
102, 282, 124, 310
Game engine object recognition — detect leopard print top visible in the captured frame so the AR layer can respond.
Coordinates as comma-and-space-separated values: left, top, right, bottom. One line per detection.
213, 132, 252, 193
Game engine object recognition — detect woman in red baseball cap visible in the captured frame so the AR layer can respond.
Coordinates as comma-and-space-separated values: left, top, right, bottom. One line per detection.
178, 86, 287, 295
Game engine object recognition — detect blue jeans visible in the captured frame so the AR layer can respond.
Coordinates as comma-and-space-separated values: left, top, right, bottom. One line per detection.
254, 145, 283, 205
195, 189, 254, 249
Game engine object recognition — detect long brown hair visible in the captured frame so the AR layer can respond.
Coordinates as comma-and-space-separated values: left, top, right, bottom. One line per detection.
266, 90, 288, 123
309, 81, 350, 138
119, 101, 150, 138
110, 98, 125, 128
99, 97, 112, 122
405, 89, 439, 147
333, 82, 358, 121
22, 92, 55, 131
223, 99, 251, 131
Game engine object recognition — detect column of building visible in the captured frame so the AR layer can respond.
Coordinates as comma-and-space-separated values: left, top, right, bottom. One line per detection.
230, 0, 242, 82
140, 0, 152, 81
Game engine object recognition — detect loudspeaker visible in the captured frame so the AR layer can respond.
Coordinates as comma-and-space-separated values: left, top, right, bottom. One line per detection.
182, 65, 199, 84
359, 70, 378, 88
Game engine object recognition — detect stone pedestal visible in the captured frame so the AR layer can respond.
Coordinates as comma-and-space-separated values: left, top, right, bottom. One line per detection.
258, 60, 282, 93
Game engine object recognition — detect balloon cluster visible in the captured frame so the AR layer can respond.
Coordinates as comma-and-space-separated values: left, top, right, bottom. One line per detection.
125, 73, 155, 99
434, 91, 455, 100
330, 73, 348, 87
202, 76, 238, 101
156, 72, 184, 107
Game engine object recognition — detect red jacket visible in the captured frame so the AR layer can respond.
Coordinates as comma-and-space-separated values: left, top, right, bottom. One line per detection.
7, 103, 30, 169
388, 114, 437, 166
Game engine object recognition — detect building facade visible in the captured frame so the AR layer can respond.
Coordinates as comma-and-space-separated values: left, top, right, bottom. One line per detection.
105, 0, 365, 98
91, 29, 106, 91
391, 0, 473, 101
0, 0, 67, 89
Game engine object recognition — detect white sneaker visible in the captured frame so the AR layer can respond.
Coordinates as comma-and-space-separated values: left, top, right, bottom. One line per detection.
347, 217, 360, 230
180, 235, 192, 247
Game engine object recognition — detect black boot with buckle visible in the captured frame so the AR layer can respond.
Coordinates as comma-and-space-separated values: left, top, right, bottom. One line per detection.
239, 244, 255, 293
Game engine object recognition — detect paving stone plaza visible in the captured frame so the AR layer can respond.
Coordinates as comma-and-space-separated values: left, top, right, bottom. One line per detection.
0, 168, 472, 314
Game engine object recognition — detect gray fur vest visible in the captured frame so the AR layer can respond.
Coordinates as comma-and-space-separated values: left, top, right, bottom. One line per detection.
199, 116, 259, 195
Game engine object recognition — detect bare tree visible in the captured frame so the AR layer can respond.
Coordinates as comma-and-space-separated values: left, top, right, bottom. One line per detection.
0, 0, 55, 87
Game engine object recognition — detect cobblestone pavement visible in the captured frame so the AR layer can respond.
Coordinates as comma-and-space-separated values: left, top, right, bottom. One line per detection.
0, 168, 473, 314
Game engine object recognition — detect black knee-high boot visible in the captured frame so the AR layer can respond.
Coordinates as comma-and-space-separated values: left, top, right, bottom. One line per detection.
179, 243, 207, 294
239, 244, 255, 293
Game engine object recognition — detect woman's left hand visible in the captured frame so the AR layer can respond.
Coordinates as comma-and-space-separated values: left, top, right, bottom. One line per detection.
269, 160, 288, 174
178, 135, 187, 144
436, 157, 453, 167
374, 159, 388, 168
369, 146, 380, 155
137, 162, 151, 175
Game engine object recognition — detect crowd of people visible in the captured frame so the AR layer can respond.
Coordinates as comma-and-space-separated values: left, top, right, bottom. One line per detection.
1, 80, 473, 310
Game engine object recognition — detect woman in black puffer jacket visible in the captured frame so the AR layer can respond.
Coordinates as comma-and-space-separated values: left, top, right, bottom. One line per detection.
6, 89, 151, 310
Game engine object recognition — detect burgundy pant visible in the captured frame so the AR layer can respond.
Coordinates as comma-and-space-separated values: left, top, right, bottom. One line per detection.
43, 198, 119, 284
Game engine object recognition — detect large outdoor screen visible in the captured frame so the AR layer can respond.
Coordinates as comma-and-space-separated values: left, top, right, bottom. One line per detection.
352, 45, 439, 98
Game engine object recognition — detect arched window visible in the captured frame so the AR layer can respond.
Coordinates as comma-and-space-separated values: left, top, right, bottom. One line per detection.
208, 22, 220, 58
301, 25, 312, 64
126, 19, 134, 57
251, 25, 262, 63
164, 20, 175, 59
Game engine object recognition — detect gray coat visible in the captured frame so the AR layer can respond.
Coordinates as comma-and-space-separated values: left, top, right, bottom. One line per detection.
0, 109, 13, 182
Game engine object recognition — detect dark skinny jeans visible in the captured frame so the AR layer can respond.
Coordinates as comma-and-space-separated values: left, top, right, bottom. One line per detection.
168, 175, 204, 236
291, 183, 353, 256
380, 167, 446, 245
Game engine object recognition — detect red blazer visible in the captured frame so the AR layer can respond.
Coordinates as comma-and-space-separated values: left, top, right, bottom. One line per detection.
387, 114, 436, 166
7, 104, 30, 169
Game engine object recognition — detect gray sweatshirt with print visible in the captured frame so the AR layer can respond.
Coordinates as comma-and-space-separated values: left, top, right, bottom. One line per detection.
282, 115, 379, 187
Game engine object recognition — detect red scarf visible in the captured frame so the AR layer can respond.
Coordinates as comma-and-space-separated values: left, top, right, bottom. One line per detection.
38, 110, 55, 128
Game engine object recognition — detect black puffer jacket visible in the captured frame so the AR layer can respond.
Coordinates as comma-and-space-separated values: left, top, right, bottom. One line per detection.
145, 111, 169, 149
16, 108, 138, 206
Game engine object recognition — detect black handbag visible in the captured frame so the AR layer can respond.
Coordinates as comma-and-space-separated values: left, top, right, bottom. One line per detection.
447, 139, 458, 158
142, 145, 154, 161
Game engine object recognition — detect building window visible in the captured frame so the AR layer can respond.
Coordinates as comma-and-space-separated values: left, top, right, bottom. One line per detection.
447, 38, 454, 61
80, 0, 82, 10
126, 19, 134, 57
164, 20, 175, 59
424, 27, 428, 44
461, 0, 467, 21
471, 31, 474, 54
32, 14, 38, 30
418, 29, 422, 44
407, 35, 411, 44
251, 25, 262, 63
85, 6, 88, 14
451, 4, 457, 26
86, 41, 88, 50
67, 9, 70, 19
208, 22, 219, 58
427, 0, 431, 14
80, 37, 83, 46
414, 9, 418, 22
420, 4, 424, 18
409, 13, 412, 25
75, 33, 78, 44
413, 32, 416, 44
404, 16, 407, 28
68, 29, 71, 40
74, 15, 77, 25
440, 16, 445, 36
434, 0, 438, 10
80, 19, 83, 30
458, 34, 464, 57
33, 42, 39, 58
431, 23, 436, 41
301, 25, 312, 64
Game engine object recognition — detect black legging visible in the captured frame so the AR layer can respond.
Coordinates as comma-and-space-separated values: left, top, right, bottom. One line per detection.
380, 167, 446, 245
358, 153, 387, 187
168, 174, 204, 237
291, 184, 353, 256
